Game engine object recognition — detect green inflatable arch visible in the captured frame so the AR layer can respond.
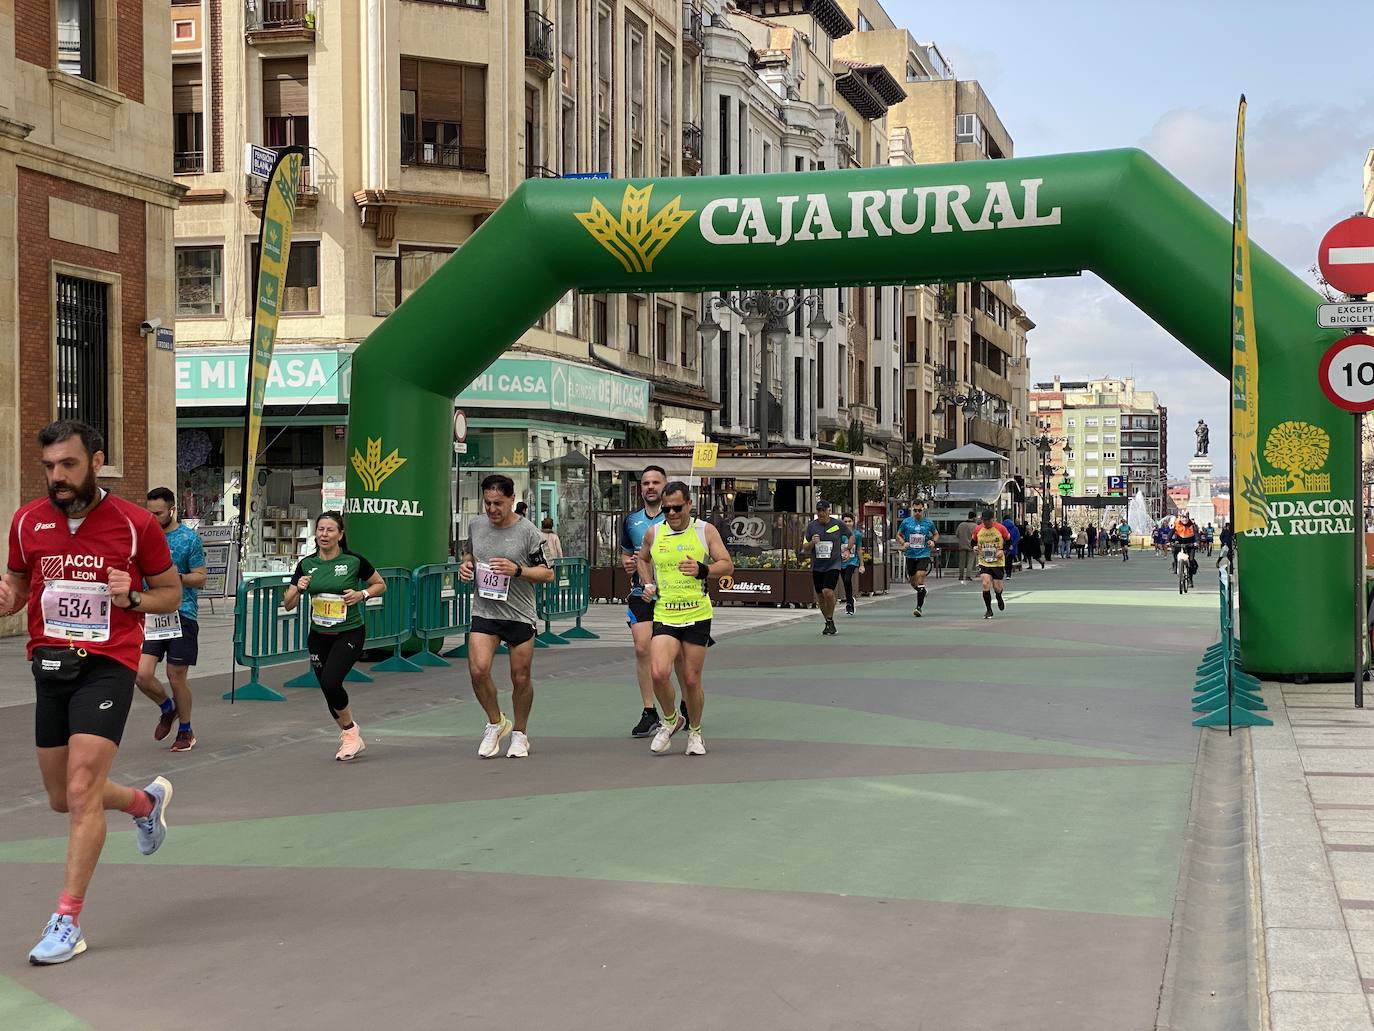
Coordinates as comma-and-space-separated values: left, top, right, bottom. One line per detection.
341, 148, 1344, 678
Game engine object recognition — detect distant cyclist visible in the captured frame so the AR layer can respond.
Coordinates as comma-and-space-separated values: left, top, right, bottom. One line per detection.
1170, 514, 1199, 581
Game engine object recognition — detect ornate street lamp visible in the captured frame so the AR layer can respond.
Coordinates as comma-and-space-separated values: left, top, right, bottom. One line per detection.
699, 290, 830, 507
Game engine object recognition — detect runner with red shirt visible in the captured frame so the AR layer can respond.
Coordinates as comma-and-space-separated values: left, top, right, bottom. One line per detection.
0, 421, 183, 966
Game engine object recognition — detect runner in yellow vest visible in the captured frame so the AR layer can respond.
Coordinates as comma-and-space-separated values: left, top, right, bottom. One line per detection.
636, 481, 733, 757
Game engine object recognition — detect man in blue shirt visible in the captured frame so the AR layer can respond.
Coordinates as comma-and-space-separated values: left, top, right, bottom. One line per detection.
620, 465, 686, 737
893, 500, 939, 617
136, 487, 207, 752
1000, 514, 1020, 581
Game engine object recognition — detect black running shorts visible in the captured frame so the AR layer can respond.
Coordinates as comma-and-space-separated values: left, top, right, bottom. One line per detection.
625, 596, 655, 627
471, 615, 536, 647
34, 654, 136, 748
140, 615, 200, 666
652, 620, 714, 648
905, 557, 932, 577
812, 569, 841, 594
978, 564, 1005, 581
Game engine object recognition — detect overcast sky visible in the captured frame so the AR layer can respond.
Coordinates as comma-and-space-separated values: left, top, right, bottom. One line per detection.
886, 0, 1371, 478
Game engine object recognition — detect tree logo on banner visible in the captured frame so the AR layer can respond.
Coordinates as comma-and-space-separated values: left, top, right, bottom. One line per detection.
351, 437, 408, 493
1262, 421, 1331, 496
574, 184, 696, 273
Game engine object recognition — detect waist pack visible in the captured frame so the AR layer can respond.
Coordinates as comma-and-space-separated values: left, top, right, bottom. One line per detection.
31, 645, 88, 684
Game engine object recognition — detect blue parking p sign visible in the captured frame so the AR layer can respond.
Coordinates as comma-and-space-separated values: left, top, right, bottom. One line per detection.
1106, 475, 1125, 493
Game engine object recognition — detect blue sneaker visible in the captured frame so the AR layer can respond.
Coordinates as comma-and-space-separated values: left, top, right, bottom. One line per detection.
28, 913, 86, 965
133, 776, 173, 856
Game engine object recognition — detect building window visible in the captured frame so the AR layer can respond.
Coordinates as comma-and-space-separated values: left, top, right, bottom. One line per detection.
719, 94, 731, 175
176, 246, 223, 317
655, 305, 670, 361
874, 288, 882, 339
591, 296, 608, 346
857, 11, 871, 30
656, 47, 672, 177
594, 4, 612, 173
554, 290, 580, 335
681, 312, 695, 368
794, 355, 804, 438
374, 246, 455, 316
955, 113, 984, 147
906, 61, 920, 82
524, 86, 542, 175
172, 63, 205, 173
1084, 417, 1099, 427
718, 329, 730, 425
625, 20, 645, 176
400, 58, 487, 171
56, 0, 95, 80
857, 359, 866, 404
54, 273, 110, 458
737, 98, 747, 174
626, 296, 641, 354
874, 366, 882, 421
249, 240, 320, 314
263, 57, 310, 160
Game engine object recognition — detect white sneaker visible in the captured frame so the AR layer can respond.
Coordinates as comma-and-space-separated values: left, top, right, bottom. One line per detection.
685, 730, 706, 756
650, 714, 684, 754
478, 716, 512, 758
506, 731, 530, 758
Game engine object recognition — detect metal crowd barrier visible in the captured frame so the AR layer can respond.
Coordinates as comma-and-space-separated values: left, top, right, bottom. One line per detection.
282, 566, 419, 687
1192, 564, 1270, 728
535, 557, 600, 646
225, 573, 304, 702
411, 563, 472, 666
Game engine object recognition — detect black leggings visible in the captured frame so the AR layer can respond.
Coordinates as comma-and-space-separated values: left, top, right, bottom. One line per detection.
840, 566, 856, 606
308, 626, 365, 719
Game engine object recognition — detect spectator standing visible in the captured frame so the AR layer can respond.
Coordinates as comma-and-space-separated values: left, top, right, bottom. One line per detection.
539, 517, 564, 560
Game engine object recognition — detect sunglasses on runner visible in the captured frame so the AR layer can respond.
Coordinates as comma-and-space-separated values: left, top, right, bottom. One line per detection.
663, 504, 687, 513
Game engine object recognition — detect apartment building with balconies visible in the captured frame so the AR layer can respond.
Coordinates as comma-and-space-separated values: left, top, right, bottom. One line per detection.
698, 0, 903, 464
834, 0, 1033, 472
166, 0, 709, 562
0, 0, 182, 552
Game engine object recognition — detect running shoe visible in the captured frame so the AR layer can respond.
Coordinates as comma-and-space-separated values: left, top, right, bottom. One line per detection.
28, 914, 86, 965
478, 716, 513, 758
507, 731, 530, 758
913, 607, 923, 618
170, 730, 196, 753
154, 709, 176, 742
133, 776, 172, 856
997, 594, 1006, 611
335, 724, 364, 761
845, 605, 855, 616
825, 620, 837, 636
631, 708, 659, 738
984, 611, 994, 619
685, 730, 706, 756
650, 714, 685, 754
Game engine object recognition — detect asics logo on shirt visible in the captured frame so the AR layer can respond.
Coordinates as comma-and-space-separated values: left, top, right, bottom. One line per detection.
34, 522, 57, 531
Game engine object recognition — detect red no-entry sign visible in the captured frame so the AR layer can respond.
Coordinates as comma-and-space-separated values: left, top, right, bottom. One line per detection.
1319, 216, 1374, 297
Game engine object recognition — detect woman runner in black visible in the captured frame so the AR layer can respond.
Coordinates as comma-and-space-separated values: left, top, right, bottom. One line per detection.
282, 512, 385, 761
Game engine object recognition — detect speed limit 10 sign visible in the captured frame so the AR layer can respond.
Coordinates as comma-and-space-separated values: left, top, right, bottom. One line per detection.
1318, 333, 1374, 413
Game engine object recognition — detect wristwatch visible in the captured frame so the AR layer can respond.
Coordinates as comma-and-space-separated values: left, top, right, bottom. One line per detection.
126, 590, 142, 611
695, 560, 710, 580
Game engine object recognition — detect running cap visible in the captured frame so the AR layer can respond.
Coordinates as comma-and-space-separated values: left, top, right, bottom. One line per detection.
816, 499, 832, 510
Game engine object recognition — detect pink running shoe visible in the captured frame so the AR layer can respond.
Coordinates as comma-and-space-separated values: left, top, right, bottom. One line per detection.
335, 724, 365, 761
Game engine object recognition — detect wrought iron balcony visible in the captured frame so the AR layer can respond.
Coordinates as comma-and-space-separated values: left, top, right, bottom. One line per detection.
524, 10, 555, 71
682, 2, 705, 53
245, 0, 316, 42
682, 122, 702, 172
174, 150, 205, 175
401, 136, 486, 173
525, 163, 558, 180
245, 146, 320, 208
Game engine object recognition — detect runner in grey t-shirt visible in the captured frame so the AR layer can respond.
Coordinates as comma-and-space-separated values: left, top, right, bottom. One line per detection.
460, 474, 555, 760
468, 516, 546, 627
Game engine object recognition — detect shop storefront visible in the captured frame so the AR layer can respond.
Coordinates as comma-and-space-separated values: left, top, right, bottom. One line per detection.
173, 346, 651, 572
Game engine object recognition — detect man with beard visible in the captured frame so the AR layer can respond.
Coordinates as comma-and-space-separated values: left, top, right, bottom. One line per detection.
135, 487, 207, 752
620, 465, 687, 737
0, 421, 182, 964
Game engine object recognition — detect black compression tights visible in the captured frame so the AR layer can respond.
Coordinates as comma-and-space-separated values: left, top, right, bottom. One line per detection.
308, 626, 365, 719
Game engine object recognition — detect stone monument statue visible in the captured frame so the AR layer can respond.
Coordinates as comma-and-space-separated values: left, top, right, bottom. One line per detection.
1189, 421, 1216, 529
1195, 420, 1209, 457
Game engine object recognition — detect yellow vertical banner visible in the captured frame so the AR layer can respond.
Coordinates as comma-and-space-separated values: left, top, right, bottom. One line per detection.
240, 147, 303, 528
1230, 97, 1268, 534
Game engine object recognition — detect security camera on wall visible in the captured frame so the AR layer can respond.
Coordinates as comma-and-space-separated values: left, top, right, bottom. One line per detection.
139, 317, 162, 337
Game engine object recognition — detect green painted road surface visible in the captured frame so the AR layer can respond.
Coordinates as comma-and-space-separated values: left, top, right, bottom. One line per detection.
0, 552, 1210, 1030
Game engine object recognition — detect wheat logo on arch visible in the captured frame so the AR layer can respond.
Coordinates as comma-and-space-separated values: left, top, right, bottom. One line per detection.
574, 184, 696, 274
1262, 421, 1331, 496
351, 437, 407, 493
